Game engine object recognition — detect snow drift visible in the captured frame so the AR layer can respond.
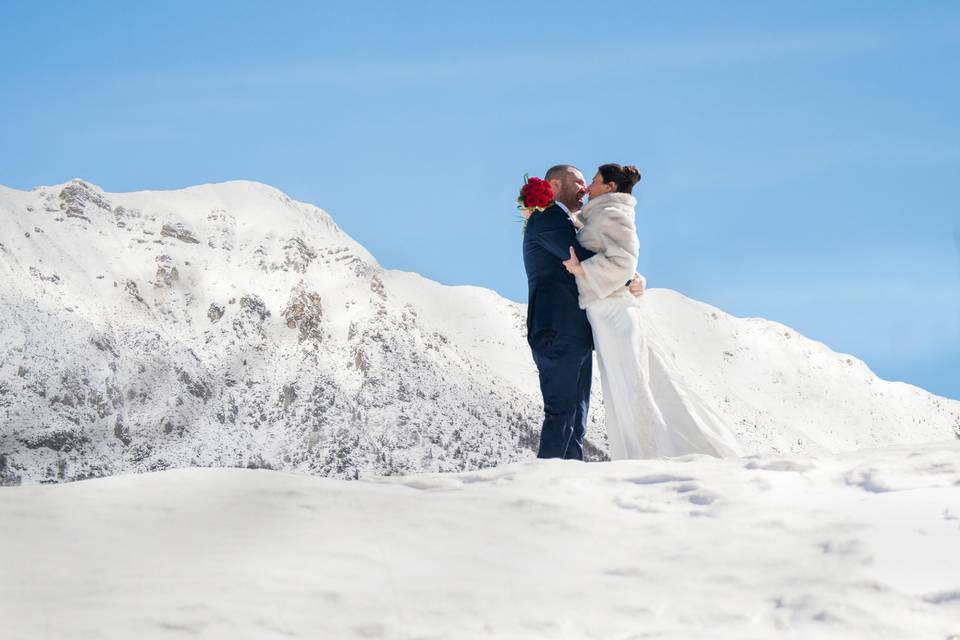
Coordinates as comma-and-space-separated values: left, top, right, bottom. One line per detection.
1, 441, 959, 639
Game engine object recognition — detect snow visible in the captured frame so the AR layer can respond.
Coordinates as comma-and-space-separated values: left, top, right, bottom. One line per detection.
2, 178, 960, 638
1, 441, 959, 639
382, 268, 535, 392
2, 178, 958, 485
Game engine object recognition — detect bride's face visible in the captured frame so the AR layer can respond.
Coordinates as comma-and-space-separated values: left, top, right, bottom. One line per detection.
586, 172, 616, 200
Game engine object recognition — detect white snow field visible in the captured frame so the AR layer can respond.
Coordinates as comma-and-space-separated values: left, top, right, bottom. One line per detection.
2, 441, 959, 640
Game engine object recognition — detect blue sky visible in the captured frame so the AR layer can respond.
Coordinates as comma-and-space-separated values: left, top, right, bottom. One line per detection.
2, 1, 958, 399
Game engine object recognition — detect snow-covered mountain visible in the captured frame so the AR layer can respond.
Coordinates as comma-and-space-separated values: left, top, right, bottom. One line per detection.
0, 179, 957, 485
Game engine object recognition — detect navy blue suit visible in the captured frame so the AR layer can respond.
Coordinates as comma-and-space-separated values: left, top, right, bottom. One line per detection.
522, 203, 596, 460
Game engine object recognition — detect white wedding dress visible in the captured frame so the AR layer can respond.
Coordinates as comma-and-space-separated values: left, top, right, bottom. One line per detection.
586, 297, 743, 459
574, 193, 743, 460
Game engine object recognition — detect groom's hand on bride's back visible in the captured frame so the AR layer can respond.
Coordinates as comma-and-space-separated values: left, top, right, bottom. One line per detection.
627, 273, 646, 297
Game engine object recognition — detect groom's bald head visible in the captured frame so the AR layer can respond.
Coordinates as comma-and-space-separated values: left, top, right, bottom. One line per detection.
545, 164, 578, 182
545, 164, 587, 212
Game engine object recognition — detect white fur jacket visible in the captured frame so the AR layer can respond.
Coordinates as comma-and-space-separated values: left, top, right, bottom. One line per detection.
574, 192, 639, 308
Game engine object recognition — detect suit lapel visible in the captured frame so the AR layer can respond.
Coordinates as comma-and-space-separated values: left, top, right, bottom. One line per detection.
548, 203, 576, 229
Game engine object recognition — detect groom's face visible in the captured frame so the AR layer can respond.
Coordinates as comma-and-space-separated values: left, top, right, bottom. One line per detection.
551, 169, 587, 212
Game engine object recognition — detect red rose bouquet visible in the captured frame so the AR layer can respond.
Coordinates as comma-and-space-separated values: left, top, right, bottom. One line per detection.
517, 174, 554, 227
517, 174, 554, 211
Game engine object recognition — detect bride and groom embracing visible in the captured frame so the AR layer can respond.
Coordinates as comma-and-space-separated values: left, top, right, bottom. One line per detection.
522, 163, 743, 461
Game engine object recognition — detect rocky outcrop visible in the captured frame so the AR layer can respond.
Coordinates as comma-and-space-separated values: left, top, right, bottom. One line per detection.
282, 281, 323, 343
154, 255, 179, 287
160, 223, 200, 244
207, 303, 225, 323
58, 180, 112, 222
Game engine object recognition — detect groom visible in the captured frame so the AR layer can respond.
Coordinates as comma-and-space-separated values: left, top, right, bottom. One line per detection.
523, 164, 645, 460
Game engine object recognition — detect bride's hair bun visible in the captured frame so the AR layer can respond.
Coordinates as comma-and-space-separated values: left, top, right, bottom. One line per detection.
598, 163, 642, 194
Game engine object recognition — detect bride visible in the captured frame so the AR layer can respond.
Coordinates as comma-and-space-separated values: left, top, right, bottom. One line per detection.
562, 163, 743, 459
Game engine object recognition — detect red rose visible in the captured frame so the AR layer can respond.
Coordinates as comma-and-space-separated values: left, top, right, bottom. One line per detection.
516, 174, 556, 227
520, 177, 554, 208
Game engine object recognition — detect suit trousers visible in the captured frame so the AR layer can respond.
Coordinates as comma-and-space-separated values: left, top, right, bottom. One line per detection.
530, 333, 593, 460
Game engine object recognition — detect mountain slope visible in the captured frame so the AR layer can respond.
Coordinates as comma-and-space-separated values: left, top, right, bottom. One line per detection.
0, 179, 956, 485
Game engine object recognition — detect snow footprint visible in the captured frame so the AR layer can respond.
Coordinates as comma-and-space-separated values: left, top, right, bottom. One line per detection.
745, 458, 816, 473
626, 473, 697, 485
686, 490, 721, 506
615, 475, 721, 513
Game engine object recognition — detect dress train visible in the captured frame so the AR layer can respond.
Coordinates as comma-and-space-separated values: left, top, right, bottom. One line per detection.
587, 297, 743, 459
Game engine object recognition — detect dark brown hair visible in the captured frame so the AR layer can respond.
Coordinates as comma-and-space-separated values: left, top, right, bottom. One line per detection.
598, 163, 641, 194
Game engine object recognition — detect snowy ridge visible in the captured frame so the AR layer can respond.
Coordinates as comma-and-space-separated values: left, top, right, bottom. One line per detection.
0, 179, 957, 485
631, 290, 960, 454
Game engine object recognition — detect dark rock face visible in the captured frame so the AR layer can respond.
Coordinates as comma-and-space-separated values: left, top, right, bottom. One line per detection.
29, 266, 60, 284
239, 294, 269, 321
114, 416, 132, 446
0, 453, 20, 486
155, 255, 179, 287
59, 181, 112, 222
283, 282, 323, 343
160, 223, 200, 244
176, 368, 213, 402
90, 333, 119, 358
282, 237, 317, 273
207, 303, 225, 323
124, 280, 147, 306
22, 428, 90, 453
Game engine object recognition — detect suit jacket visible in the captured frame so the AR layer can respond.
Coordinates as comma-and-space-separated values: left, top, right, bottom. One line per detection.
522, 203, 595, 347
